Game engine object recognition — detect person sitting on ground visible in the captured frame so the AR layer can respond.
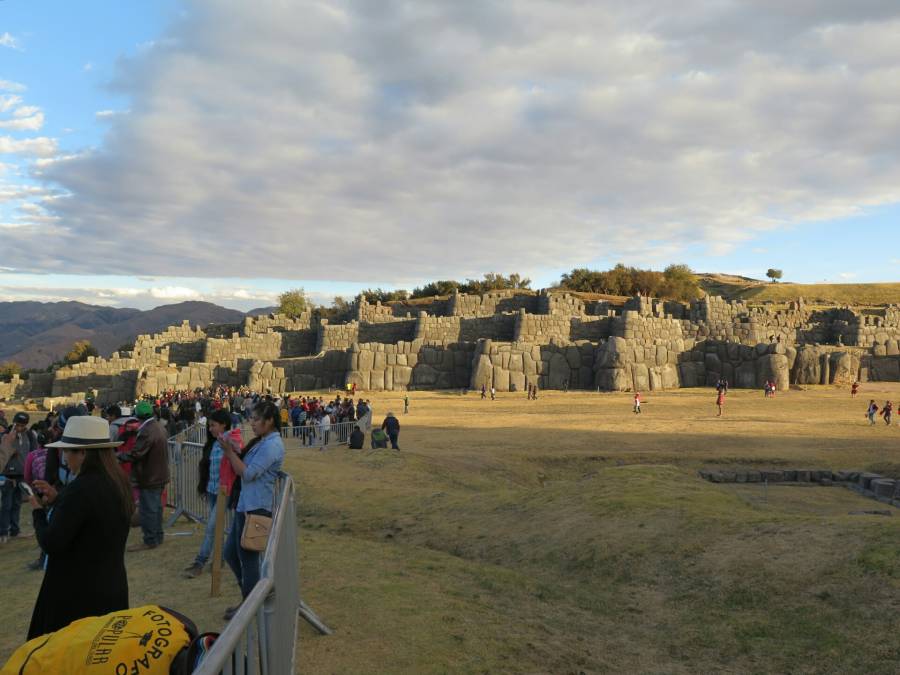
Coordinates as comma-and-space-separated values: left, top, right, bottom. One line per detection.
381, 412, 401, 450
348, 425, 365, 450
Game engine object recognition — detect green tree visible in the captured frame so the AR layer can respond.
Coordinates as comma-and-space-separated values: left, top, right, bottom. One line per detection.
278, 288, 309, 317
64, 340, 99, 365
766, 268, 783, 283
411, 280, 461, 299
661, 264, 702, 302
358, 288, 410, 303
0, 361, 21, 382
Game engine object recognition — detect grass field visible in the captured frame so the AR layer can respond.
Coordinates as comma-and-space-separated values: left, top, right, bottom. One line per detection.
699, 274, 900, 306
4, 385, 900, 673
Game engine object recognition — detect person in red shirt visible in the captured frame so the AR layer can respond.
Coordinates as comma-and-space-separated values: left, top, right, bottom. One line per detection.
716, 389, 725, 417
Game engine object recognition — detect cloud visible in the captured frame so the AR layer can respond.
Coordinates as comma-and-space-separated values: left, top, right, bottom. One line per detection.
0, 80, 26, 92
0, 136, 57, 157
0, 111, 44, 131
7, 0, 900, 282
149, 286, 200, 299
0, 33, 22, 51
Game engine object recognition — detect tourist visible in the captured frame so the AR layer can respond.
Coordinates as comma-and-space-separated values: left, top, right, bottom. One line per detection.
118, 400, 169, 551
23, 430, 50, 571
490, 385, 496, 401
881, 400, 893, 426
348, 425, 365, 450
866, 400, 878, 425
381, 412, 401, 450
184, 409, 240, 578
716, 388, 725, 417
851, 382, 859, 397
481, 384, 486, 400
404, 395, 409, 414
26, 415, 133, 639
633, 392, 642, 414
318, 411, 331, 448
220, 401, 284, 620
0, 412, 36, 543
532, 383, 539, 400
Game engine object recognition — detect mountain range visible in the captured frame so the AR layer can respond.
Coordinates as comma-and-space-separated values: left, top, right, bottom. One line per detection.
0, 301, 264, 369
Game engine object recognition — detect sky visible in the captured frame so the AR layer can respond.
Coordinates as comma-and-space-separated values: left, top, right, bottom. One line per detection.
2, 0, 900, 311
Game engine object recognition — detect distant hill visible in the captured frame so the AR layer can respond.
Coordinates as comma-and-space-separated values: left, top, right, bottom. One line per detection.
696, 274, 900, 306
0, 300, 246, 369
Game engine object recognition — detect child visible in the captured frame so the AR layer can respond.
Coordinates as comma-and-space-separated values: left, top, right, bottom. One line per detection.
881, 400, 893, 426
716, 389, 726, 417
867, 400, 879, 425
23, 431, 49, 571
633, 392, 642, 414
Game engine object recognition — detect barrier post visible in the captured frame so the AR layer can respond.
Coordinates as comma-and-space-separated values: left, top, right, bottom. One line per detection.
210, 483, 228, 597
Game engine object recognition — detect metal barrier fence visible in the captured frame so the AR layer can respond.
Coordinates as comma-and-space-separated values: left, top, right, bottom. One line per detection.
281, 410, 373, 447
165, 438, 218, 526
194, 474, 300, 674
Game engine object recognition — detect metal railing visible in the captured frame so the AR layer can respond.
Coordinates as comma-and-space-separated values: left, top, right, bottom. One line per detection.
194, 474, 300, 674
281, 410, 373, 448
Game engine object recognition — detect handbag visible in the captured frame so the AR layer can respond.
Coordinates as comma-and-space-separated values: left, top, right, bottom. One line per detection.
240, 512, 272, 552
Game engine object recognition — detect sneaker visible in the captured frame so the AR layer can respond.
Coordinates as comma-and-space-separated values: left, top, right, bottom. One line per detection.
184, 564, 204, 578
127, 542, 158, 553
223, 604, 242, 621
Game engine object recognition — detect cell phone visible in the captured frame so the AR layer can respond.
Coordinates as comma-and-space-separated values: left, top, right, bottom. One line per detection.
19, 482, 34, 497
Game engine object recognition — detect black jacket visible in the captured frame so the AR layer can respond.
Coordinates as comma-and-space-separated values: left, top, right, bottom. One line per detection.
348, 429, 365, 449
381, 415, 400, 434
28, 469, 130, 639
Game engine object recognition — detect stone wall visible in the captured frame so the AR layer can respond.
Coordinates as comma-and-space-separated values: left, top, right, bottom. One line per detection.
470, 339, 596, 392
449, 290, 539, 317
345, 340, 475, 391
18, 290, 900, 405
317, 321, 360, 352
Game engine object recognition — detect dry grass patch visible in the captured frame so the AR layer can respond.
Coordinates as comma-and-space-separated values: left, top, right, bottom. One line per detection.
4, 387, 900, 673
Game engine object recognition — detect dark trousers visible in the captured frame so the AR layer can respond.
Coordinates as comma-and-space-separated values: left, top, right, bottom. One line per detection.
224, 511, 262, 599
388, 431, 399, 449
0, 480, 22, 537
139, 487, 164, 546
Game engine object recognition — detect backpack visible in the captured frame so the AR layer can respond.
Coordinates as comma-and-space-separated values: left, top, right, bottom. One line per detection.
2, 430, 34, 478
0, 605, 218, 674
30, 447, 49, 483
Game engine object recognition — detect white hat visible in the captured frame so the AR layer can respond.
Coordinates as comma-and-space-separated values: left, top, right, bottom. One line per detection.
47, 416, 123, 449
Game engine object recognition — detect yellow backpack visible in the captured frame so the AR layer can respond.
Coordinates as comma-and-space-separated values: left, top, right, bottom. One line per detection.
2, 605, 196, 674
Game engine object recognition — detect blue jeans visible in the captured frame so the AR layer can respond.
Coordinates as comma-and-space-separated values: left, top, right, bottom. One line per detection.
388, 431, 399, 449
0, 479, 22, 537
139, 487, 164, 546
194, 492, 221, 566
224, 511, 262, 599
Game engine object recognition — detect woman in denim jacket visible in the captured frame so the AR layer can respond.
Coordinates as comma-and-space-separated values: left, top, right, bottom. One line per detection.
220, 400, 284, 620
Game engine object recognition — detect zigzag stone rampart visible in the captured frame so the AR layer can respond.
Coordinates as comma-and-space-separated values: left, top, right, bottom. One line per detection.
6, 290, 900, 405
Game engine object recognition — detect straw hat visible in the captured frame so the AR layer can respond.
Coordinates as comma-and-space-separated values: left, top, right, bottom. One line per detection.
46, 416, 122, 449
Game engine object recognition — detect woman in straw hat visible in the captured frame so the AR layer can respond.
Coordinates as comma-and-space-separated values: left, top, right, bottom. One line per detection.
25, 415, 134, 639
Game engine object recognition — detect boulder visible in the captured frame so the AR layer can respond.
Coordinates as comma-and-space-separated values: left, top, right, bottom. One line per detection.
756, 354, 789, 391
705, 353, 721, 374
792, 346, 822, 385
829, 352, 855, 385
509, 370, 526, 392
565, 346, 581, 369
735, 361, 756, 389
631, 363, 650, 391
548, 353, 570, 389
470, 355, 493, 389
596, 337, 629, 369
596, 368, 629, 391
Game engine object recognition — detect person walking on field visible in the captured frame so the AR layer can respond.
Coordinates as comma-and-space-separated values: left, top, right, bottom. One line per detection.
633, 392, 642, 414
716, 388, 725, 417
490, 386, 496, 401
866, 399, 879, 425
481, 384, 486, 400
851, 382, 859, 397
404, 395, 409, 414
881, 400, 893, 426
381, 412, 401, 450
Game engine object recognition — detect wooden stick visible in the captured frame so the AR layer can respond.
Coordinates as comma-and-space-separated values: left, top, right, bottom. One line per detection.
210, 484, 228, 597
